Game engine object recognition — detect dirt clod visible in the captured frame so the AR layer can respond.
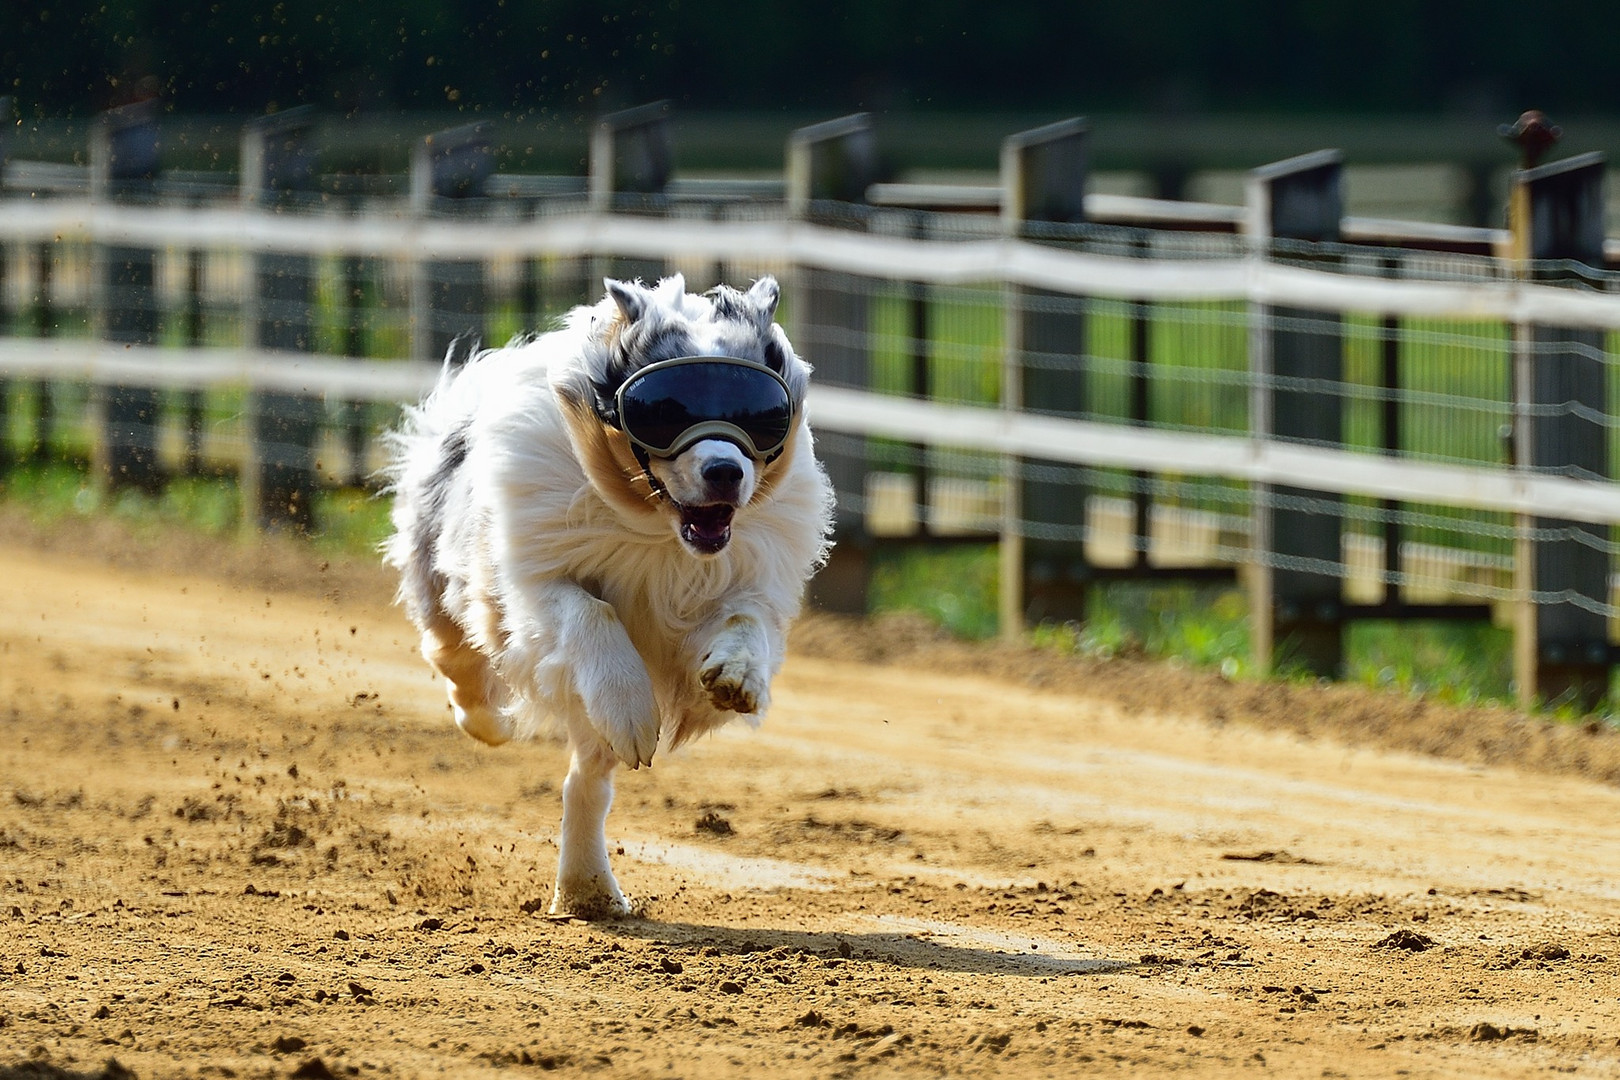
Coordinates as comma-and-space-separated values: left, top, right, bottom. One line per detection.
1469, 1022, 1538, 1042
1521, 942, 1571, 962
695, 811, 734, 836
1373, 930, 1436, 952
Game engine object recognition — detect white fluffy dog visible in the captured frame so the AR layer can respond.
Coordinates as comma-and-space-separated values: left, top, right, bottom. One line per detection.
383, 274, 833, 917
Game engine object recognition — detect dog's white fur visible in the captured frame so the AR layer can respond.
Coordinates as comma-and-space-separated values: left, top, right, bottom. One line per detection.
383, 275, 834, 917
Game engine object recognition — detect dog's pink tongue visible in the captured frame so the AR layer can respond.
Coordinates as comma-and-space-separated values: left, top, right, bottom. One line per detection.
691, 520, 727, 541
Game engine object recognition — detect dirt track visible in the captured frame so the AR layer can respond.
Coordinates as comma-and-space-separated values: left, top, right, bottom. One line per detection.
2, 529, 1620, 1079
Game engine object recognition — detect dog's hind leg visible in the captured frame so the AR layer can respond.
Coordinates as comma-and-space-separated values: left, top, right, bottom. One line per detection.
550, 735, 631, 918
421, 611, 512, 746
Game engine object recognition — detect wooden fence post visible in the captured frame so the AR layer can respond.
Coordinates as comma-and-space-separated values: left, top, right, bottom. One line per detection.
92, 99, 164, 493
410, 122, 495, 364
242, 107, 321, 532
1245, 149, 1346, 677
788, 114, 878, 614
0, 95, 11, 472
26, 240, 56, 464
1509, 151, 1610, 709
338, 235, 370, 488
180, 224, 206, 477
589, 101, 671, 287
1000, 118, 1089, 637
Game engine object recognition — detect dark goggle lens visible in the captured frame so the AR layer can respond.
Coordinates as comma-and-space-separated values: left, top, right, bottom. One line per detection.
619, 360, 793, 456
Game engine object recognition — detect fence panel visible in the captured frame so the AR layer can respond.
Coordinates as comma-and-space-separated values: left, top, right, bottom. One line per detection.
5, 108, 1620, 708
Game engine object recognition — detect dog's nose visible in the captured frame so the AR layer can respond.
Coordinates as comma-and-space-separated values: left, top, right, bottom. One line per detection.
702, 459, 745, 498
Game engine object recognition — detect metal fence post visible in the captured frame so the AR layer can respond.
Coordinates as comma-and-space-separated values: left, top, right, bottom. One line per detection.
788, 114, 878, 614
589, 101, 672, 287
1508, 150, 1610, 709
242, 107, 321, 532
410, 122, 495, 365
92, 99, 164, 493
1245, 149, 1346, 677
1000, 118, 1089, 635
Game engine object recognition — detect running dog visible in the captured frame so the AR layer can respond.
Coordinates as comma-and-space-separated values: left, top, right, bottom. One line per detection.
383, 274, 834, 917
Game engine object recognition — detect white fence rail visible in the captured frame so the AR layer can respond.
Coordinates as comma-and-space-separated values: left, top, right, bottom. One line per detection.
6, 333, 1620, 530
5, 205, 1620, 525
8, 200, 1620, 328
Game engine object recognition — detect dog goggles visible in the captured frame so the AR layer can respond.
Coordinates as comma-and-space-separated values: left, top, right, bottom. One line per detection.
614, 355, 796, 461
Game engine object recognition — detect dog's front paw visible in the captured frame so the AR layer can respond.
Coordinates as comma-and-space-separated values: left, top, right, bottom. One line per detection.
584, 672, 661, 769
699, 650, 769, 715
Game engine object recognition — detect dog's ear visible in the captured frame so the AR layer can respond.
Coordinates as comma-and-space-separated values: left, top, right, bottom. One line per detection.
746, 276, 781, 325
605, 278, 648, 324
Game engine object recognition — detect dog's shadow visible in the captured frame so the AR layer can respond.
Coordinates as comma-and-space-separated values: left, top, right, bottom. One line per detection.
602, 918, 1131, 978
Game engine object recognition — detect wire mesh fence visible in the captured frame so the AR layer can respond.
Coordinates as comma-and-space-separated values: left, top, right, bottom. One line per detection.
1, 198, 1616, 575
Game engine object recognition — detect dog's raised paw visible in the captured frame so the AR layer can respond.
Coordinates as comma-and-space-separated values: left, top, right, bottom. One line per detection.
699, 655, 767, 715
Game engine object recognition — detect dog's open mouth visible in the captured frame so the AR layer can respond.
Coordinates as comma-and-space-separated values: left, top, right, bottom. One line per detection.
678, 502, 735, 554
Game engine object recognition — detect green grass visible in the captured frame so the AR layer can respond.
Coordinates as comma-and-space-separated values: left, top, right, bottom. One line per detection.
0, 461, 393, 557
870, 544, 1001, 640
311, 486, 396, 558
2, 461, 241, 537
1345, 619, 1514, 706
868, 541, 1535, 709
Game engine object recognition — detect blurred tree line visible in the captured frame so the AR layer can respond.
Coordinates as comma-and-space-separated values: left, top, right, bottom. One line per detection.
3, 0, 1615, 119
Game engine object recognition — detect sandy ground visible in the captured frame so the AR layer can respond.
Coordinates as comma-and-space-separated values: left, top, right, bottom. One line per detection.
2, 526, 1619, 1079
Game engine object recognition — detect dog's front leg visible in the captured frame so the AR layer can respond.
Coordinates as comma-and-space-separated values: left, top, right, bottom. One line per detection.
532, 580, 660, 768
697, 609, 777, 716
551, 737, 631, 918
